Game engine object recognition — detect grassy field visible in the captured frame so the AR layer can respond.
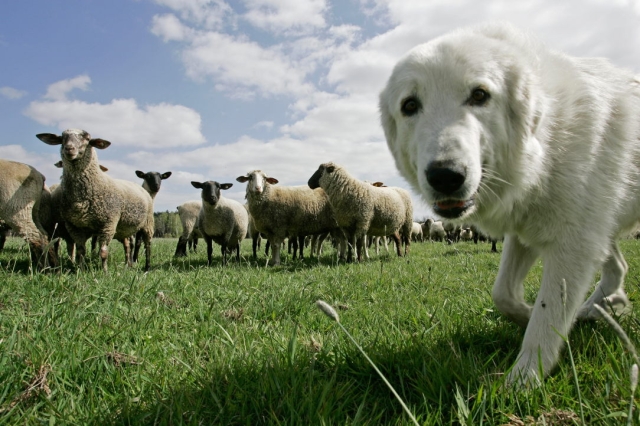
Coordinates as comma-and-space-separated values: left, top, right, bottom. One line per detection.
1, 236, 640, 425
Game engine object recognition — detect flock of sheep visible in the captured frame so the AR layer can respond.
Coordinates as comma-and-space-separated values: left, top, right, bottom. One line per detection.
0, 128, 494, 272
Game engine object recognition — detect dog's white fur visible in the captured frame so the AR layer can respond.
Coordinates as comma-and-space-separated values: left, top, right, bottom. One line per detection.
379, 22, 640, 386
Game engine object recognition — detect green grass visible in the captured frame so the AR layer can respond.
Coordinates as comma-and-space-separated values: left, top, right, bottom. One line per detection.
1, 237, 640, 425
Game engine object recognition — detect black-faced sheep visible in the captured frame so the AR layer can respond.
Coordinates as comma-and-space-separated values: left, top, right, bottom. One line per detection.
37, 129, 154, 272
191, 181, 248, 265
131, 170, 171, 262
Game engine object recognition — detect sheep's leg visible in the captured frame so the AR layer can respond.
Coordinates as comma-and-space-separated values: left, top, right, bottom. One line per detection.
141, 229, 152, 271
391, 232, 402, 256
205, 236, 213, 266
220, 242, 228, 266
96, 234, 115, 273
403, 232, 411, 256
298, 236, 305, 259
132, 230, 142, 263
252, 236, 258, 259
269, 237, 283, 265
121, 238, 133, 267
578, 240, 630, 319
91, 235, 99, 257
356, 235, 366, 262
507, 244, 599, 387
174, 235, 188, 257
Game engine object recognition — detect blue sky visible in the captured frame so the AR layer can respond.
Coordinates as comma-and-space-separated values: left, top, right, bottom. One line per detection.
2, 0, 640, 216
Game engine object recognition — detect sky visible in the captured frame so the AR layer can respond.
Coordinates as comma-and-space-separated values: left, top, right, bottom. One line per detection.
2, 0, 640, 218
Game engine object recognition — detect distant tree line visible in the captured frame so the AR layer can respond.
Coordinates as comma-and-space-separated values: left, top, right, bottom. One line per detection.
153, 211, 182, 238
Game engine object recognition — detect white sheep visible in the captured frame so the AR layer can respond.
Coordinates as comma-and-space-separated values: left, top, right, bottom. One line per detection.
411, 221, 423, 242
37, 129, 154, 272
308, 162, 413, 262
236, 170, 341, 265
429, 221, 446, 241
174, 200, 202, 257
191, 180, 248, 265
0, 159, 58, 270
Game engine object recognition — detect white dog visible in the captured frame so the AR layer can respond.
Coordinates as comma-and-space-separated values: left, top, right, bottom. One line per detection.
379, 23, 640, 387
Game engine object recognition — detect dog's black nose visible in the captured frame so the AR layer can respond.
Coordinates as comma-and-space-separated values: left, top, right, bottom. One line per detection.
425, 161, 466, 195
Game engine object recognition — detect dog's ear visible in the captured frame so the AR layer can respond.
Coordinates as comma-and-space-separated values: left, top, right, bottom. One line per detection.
505, 65, 545, 145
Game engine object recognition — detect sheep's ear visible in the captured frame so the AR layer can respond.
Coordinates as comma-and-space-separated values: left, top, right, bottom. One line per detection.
220, 183, 233, 190
100, 165, 109, 172
37, 133, 62, 145
161, 172, 172, 180
135, 170, 146, 179
191, 181, 203, 189
371, 182, 384, 187
54, 161, 63, 168
236, 175, 249, 183
266, 177, 279, 184
90, 138, 111, 149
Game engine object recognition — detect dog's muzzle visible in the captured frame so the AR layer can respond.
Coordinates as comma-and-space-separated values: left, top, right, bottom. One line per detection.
425, 161, 474, 219
433, 198, 475, 219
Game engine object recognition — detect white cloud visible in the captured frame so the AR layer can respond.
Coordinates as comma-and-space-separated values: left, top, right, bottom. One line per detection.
0, 86, 27, 100
151, 13, 193, 42
181, 31, 314, 97
44, 75, 91, 101
254, 120, 274, 129
25, 76, 206, 149
242, 0, 328, 34
153, 0, 233, 29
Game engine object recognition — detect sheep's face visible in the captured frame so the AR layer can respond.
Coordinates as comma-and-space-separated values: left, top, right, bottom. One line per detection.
136, 170, 172, 194
308, 162, 336, 189
191, 181, 232, 206
236, 170, 278, 197
37, 128, 111, 163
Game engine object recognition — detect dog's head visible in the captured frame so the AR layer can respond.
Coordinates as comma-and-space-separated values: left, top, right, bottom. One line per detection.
379, 23, 547, 221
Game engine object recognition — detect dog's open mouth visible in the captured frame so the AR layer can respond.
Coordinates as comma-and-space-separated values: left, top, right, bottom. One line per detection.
433, 198, 475, 219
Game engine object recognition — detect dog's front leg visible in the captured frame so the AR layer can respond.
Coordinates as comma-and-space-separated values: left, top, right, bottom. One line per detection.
507, 247, 598, 387
492, 235, 539, 328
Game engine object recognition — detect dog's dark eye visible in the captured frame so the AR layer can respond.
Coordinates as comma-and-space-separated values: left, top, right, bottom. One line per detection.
401, 96, 421, 116
468, 88, 490, 106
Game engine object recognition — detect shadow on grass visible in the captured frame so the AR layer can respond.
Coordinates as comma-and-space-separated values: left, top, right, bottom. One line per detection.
105, 321, 524, 425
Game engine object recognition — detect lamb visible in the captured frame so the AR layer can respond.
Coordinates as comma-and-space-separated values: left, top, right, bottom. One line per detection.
174, 200, 202, 257
236, 170, 340, 265
411, 221, 423, 242
308, 162, 412, 262
0, 159, 58, 270
191, 180, 248, 265
131, 170, 171, 262
460, 227, 473, 241
37, 129, 154, 272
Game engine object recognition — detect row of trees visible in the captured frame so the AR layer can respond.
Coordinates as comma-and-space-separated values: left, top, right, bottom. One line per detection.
153, 211, 182, 238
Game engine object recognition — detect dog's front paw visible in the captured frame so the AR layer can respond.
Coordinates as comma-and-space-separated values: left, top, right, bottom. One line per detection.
578, 288, 631, 320
506, 354, 543, 389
